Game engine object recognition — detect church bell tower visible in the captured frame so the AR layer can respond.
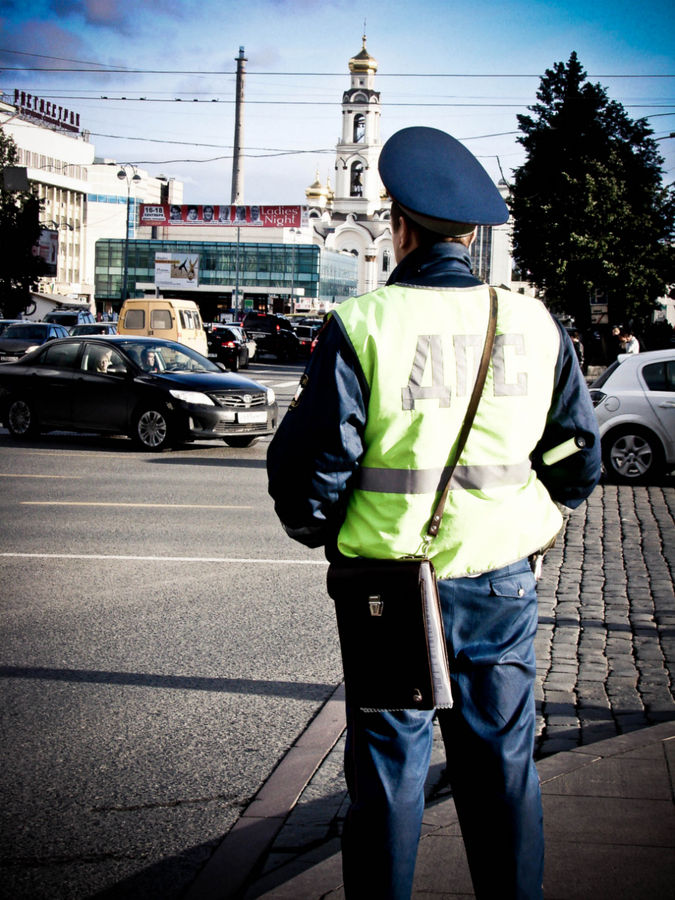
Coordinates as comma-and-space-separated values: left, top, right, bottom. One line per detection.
332, 35, 383, 216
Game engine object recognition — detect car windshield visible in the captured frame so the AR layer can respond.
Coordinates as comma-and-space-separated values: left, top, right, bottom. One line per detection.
118, 340, 221, 374
3, 324, 46, 339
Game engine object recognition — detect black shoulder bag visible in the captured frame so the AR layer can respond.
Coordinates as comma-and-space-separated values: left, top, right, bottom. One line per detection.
326, 288, 498, 712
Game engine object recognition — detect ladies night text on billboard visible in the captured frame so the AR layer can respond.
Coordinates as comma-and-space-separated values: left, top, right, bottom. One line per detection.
139, 204, 305, 227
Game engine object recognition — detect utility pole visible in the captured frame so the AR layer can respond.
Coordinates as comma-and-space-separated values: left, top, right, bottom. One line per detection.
232, 46, 246, 315
231, 46, 246, 205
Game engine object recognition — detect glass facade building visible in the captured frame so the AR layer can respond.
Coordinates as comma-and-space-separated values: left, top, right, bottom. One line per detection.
95, 239, 358, 316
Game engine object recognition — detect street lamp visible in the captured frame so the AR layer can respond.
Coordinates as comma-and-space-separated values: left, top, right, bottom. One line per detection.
117, 164, 141, 302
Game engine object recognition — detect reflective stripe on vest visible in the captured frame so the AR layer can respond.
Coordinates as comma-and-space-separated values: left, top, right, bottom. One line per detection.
356, 459, 532, 493
333, 283, 564, 578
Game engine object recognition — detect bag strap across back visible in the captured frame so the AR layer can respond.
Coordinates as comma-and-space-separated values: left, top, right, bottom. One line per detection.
426, 287, 498, 539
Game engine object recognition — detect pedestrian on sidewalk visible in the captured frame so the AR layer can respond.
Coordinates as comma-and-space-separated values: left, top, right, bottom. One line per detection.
267, 126, 602, 900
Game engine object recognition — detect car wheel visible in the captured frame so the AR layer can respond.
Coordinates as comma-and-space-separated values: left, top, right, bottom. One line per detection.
230, 354, 239, 372
602, 426, 664, 483
133, 407, 172, 451
223, 436, 258, 448
6, 397, 40, 438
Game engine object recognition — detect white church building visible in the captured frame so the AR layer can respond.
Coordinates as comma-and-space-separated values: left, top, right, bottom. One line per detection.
305, 37, 513, 297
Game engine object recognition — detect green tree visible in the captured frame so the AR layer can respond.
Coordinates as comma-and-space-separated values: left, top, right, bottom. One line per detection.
0, 127, 46, 318
509, 52, 675, 332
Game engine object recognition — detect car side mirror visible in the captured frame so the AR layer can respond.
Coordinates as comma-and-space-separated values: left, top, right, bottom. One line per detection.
216, 362, 227, 372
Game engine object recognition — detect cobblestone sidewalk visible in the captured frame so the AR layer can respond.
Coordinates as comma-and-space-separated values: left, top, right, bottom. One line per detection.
536, 484, 675, 756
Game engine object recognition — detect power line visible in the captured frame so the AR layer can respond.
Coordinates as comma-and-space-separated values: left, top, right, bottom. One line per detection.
1, 54, 673, 80
85, 128, 522, 148
4, 92, 673, 110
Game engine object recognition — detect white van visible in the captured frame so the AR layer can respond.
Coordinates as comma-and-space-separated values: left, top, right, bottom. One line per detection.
117, 298, 208, 355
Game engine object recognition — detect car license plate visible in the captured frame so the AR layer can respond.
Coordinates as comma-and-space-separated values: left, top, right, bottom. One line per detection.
208, 352, 217, 358
237, 411, 267, 424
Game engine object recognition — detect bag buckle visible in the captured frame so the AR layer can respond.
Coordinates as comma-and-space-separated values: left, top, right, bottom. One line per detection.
368, 596, 384, 616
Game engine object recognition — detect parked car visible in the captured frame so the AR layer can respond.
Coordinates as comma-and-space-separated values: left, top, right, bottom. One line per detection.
0, 322, 70, 362
206, 324, 249, 370
43, 309, 96, 327
241, 312, 300, 361
69, 323, 118, 336
589, 348, 675, 483
0, 336, 278, 451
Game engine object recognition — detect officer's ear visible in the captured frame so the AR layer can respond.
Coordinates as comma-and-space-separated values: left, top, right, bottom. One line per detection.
393, 214, 418, 262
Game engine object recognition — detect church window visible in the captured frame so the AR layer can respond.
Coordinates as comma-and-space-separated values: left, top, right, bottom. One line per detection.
382, 249, 391, 273
350, 162, 364, 197
353, 114, 365, 143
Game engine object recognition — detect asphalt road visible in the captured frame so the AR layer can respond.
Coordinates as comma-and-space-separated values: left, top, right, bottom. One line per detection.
0, 360, 343, 900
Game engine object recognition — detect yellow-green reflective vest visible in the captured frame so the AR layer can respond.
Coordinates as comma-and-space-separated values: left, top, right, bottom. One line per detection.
333, 283, 564, 578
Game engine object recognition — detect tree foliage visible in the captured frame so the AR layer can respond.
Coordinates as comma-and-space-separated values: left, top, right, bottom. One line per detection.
509, 52, 675, 331
0, 127, 46, 318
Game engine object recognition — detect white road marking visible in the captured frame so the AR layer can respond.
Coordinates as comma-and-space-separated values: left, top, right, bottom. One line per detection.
21, 501, 250, 509
252, 379, 299, 388
0, 552, 326, 565
0, 473, 83, 479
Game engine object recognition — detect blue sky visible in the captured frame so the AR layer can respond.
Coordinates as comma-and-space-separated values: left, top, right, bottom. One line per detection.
2, 0, 673, 204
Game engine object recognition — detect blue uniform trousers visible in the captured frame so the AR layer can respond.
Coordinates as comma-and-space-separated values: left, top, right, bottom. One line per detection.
341, 558, 543, 899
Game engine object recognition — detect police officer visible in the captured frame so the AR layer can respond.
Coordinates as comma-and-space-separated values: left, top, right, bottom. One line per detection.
267, 127, 601, 899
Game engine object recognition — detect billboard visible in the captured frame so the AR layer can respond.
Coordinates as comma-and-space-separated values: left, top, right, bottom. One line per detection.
155, 252, 200, 287
139, 204, 306, 228
32, 228, 59, 277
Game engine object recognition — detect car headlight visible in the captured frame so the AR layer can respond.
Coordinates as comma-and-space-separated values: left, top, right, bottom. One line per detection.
169, 389, 215, 406
266, 388, 276, 404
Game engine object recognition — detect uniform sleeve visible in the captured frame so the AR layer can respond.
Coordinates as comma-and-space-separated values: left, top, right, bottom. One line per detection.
531, 318, 602, 508
266, 317, 367, 547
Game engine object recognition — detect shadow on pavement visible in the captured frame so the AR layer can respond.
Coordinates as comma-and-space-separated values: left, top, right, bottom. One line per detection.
0, 665, 333, 701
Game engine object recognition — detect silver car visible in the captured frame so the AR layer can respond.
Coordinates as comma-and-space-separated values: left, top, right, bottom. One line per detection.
590, 348, 675, 482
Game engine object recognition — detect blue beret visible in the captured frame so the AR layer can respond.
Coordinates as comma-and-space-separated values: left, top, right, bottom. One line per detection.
379, 127, 509, 234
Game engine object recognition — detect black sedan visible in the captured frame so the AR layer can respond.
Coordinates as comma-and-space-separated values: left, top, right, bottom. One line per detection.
0, 336, 278, 450
206, 324, 249, 370
0, 322, 70, 362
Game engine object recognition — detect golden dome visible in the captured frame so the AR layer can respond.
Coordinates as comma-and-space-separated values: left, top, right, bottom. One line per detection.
349, 35, 378, 73
306, 169, 326, 201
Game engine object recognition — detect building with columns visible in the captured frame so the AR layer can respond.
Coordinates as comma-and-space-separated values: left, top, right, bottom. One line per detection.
0, 94, 180, 315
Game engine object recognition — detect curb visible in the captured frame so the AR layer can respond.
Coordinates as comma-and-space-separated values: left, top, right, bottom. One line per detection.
183, 683, 346, 900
